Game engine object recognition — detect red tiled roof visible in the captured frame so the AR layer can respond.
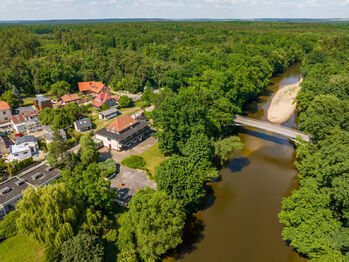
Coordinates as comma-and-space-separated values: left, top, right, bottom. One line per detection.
11, 114, 26, 124
78, 81, 106, 94
92, 92, 116, 108
0, 101, 10, 111
113, 96, 120, 101
107, 115, 138, 132
60, 93, 80, 103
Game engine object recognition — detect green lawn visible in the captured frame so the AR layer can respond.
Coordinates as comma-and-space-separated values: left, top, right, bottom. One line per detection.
22, 97, 34, 107
139, 143, 167, 176
0, 234, 45, 262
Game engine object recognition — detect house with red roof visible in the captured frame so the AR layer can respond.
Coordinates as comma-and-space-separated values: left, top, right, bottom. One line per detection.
0, 101, 11, 124
78, 81, 110, 96
95, 114, 150, 151
60, 93, 81, 106
11, 109, 39, 133
92, 92, 118, 108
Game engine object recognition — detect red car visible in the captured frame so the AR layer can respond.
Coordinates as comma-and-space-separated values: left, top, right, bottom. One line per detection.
14, 133, 23, 137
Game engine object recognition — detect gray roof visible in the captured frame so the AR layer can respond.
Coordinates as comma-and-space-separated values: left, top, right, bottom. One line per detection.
0, 177, 29, 206
74, 118, 92, 129
19, 164, 60, 186
43, 126, 65, 140
0, 163, 61, 206
96, 120, 149, 144
99, 108, 120, 117
34, 96, 50, 102
15, 136, 37, 145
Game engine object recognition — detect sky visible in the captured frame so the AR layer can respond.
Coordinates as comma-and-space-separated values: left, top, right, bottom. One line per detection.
0, 0, 349, 21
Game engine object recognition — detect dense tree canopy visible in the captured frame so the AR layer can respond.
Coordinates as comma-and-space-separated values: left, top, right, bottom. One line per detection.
117, 188, 186, 262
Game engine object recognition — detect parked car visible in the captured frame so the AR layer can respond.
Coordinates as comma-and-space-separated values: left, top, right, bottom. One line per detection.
14, 133, 23, 137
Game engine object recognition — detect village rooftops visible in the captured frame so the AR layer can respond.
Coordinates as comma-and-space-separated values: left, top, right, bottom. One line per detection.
34, 96, 50, 104
106, 115, 138, 133
60, 93, 80, 103
0, 101, 10, 111
11, 114, 26, 124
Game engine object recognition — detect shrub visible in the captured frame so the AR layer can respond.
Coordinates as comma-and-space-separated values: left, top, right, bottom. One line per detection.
118, 95, 132, 108
121, 155, 146, 169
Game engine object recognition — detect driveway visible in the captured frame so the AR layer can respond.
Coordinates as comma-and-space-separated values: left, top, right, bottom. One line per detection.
99, 136, 157, 163
110, 166, 156, 204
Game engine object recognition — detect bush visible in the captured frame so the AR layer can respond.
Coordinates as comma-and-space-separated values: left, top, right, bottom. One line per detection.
121, 155, 146, 169
118, 95, 132, 108
0, 210, 19, 241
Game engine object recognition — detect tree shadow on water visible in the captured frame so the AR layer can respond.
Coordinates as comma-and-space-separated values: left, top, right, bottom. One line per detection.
165, 215, 205, 260
226, 157, 250, 173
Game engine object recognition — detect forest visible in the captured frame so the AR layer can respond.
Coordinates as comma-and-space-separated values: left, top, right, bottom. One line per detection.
0, 21, 348, 261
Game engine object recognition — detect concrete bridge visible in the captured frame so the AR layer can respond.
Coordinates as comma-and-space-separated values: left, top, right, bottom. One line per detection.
233, 115, 311, 143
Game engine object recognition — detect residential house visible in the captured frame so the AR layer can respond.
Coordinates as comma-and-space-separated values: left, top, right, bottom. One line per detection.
74, 118, 93, 133
95, 115, 150, 151
0, 163, 60, 218
98, 108, 120, 120
33, 95, 52, 111
0, 101, 11, 124
9, 136, 39, 161
78, 81, 110, 96
92, 92, 118, 108
11, 109, 39, 133
43, 126, 67, 143
60, 93, 81, 106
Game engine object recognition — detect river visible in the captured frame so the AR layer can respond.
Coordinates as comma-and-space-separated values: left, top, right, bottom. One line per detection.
166, 63, 307, 262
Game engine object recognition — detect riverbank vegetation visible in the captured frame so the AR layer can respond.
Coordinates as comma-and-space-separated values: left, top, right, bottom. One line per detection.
279, 36, 349, 261
1, 22, 349, 262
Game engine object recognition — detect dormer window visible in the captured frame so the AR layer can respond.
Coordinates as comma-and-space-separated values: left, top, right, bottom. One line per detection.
32, 173, 43, 180
0, 187, 11, 195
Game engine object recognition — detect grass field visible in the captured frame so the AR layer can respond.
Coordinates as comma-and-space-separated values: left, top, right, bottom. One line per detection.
0, 234, 45, 262
22, 97, 34, 107
139, 143, 167, 176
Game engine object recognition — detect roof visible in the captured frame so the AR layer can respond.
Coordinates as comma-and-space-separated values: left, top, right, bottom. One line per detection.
74, 118, 92, 129
11, 114, 26, 124
107, 115, 138, 132
99, 108, 120, 117
10, 144, 31, 154
43, 126, 66, 140
16, 136, 37, 145
19, 163, 60, 187
0, 163, 60, 206
92, 92, 116, 108
60, 93, 80, 103
78, 81, 106, 94
0, 177, 29, 206
96, 120, 149, 144
0, 101, 10, 111
34, 96, 50, 102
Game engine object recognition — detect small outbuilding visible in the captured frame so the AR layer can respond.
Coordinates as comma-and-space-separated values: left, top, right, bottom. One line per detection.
99, 108, 120, 120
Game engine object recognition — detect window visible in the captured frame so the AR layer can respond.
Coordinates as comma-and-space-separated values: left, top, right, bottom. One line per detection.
107, 138, 111, 141
3, 111, 6, 115
4, 117, 8, 120
23, 152, 28, 154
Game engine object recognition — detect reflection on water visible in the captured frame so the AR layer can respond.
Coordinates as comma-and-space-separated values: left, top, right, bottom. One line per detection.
165, 63, 306, 262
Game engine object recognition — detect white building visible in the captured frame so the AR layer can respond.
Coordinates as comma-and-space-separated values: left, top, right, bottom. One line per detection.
95, 115, 150, 151
9, 136, 38, 161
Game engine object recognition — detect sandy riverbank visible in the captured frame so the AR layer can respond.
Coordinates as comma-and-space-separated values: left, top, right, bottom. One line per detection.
267, 77, 303, 124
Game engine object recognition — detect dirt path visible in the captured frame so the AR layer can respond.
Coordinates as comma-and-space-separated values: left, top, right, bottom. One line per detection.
267, 77, 303, 124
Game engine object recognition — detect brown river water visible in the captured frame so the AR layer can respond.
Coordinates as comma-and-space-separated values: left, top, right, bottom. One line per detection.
165, 63, 307, 262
